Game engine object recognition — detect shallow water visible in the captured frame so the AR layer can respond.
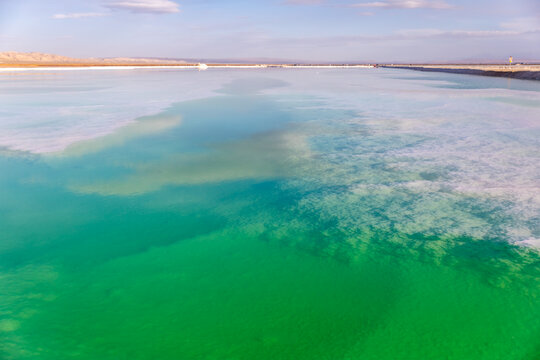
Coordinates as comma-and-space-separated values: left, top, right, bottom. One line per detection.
1, 68, 539, 359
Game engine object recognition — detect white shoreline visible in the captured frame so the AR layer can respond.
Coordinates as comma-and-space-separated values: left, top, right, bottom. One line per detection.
0, 66, 198, 72
0, 65, 374, 72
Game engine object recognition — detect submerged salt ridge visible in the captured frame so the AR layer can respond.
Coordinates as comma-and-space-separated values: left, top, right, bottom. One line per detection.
274, 72, 540, 249
1, 69, 539, 250
0, 69, 227, 154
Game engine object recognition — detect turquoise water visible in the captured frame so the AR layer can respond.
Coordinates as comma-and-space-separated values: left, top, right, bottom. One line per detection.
0, 68, 539, 359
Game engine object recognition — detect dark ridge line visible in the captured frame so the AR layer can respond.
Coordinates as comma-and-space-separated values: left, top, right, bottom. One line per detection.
382, 65, 540, 81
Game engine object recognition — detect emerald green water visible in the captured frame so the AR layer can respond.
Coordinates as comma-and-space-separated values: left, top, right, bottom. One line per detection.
1, 68, 539, 359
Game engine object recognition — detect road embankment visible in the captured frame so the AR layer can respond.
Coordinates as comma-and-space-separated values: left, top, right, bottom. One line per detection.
382, 65, 540, 81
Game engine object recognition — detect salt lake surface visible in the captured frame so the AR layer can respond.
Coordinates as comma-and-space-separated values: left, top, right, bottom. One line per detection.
1, 68, 539, 359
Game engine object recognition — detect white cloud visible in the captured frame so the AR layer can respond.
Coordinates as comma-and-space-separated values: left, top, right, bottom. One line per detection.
284, 0, 324, 4
105, 0, 180, 14
53, 13, 109, 19
500, 17, 540, 33
353, 0, 453, 9
394, 28, 524, 38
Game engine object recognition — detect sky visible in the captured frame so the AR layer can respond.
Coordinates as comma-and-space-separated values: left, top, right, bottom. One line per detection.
0, 0, 539, 62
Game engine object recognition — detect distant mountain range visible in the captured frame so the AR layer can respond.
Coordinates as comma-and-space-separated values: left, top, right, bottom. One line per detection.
0, 51, 339, 65
0, 52, 189, 65
1, 51, 539, 65
0, 51, 315, 65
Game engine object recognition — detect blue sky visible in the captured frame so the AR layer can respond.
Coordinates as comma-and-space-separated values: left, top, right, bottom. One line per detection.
1, 0, 539, 61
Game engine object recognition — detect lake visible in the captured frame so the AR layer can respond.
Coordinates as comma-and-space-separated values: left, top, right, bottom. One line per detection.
1, 67, 539, 359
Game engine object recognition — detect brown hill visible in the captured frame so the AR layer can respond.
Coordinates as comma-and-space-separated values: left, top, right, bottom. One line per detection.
0, 52, 187, 65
